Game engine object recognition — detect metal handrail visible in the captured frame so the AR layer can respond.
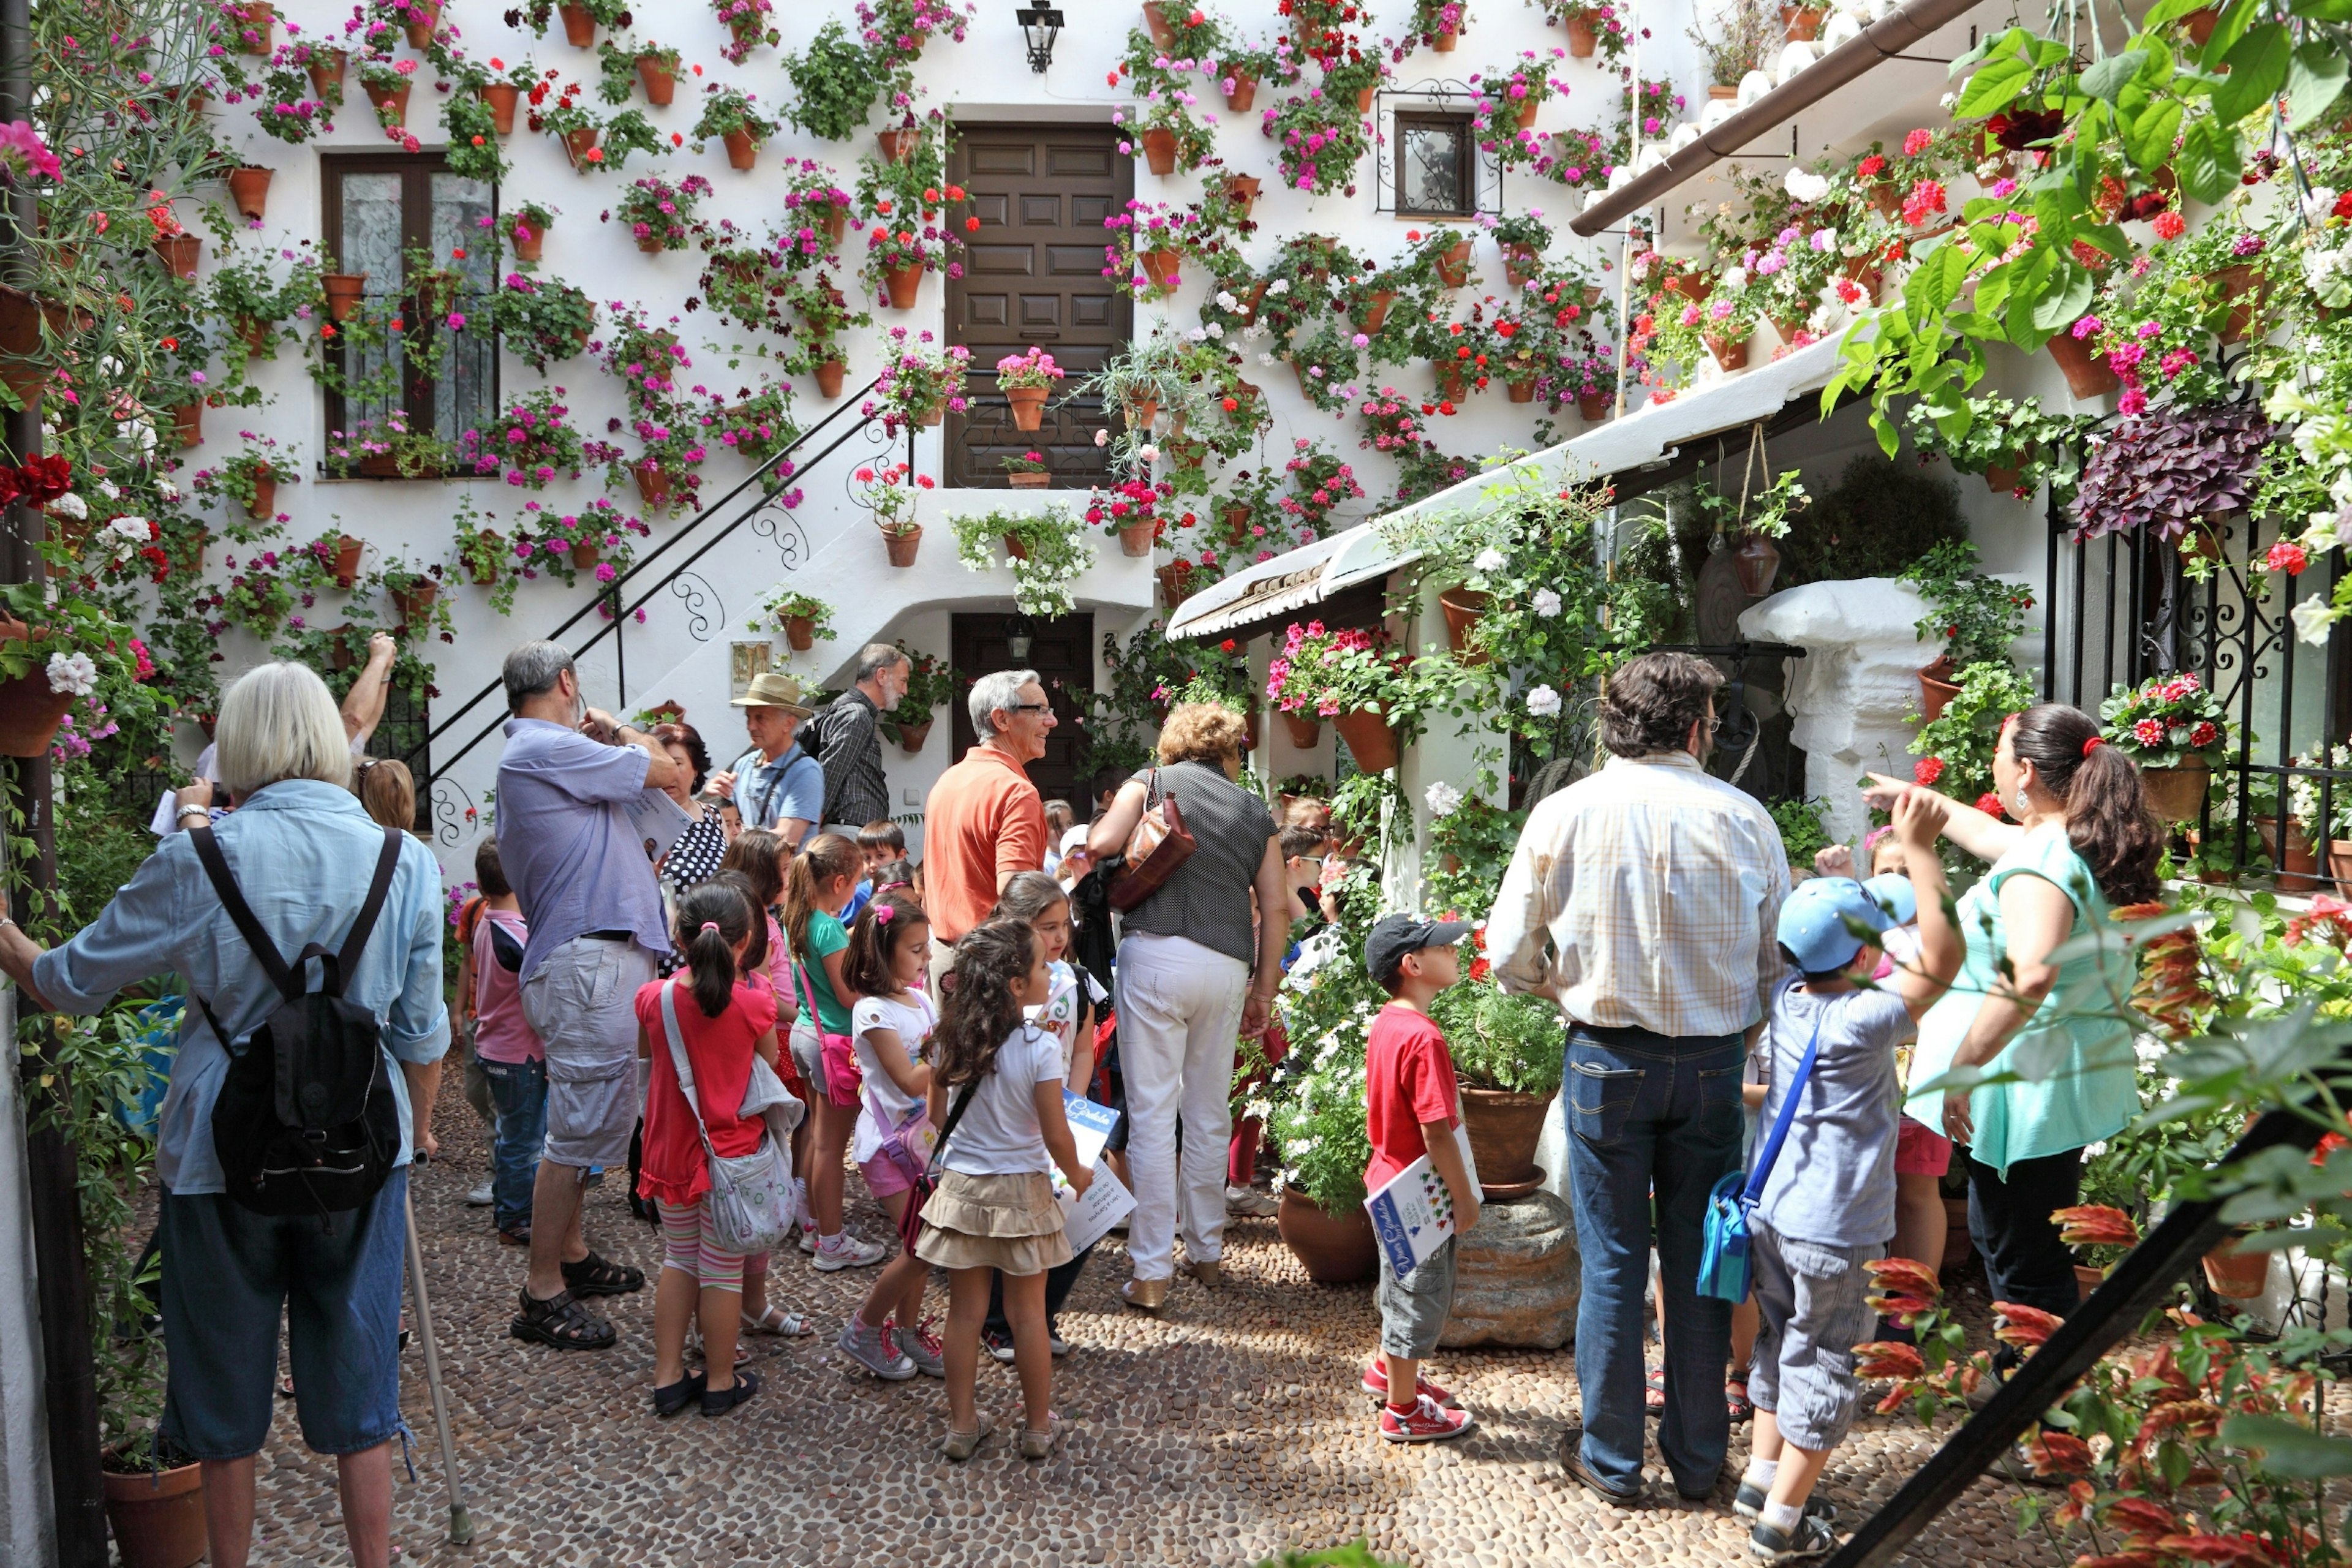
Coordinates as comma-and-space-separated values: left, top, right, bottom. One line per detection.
404, 379, 897, 783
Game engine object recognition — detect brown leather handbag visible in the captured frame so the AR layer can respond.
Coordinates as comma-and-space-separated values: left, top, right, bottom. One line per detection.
1108, 767, 1195, 912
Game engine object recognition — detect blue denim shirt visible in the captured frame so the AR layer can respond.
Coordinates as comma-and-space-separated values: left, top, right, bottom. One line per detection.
32, 780, 451, 1196
496, 717, 672, 981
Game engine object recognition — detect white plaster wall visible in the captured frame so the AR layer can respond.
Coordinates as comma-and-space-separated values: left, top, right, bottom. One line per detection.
0, 988, 55, 1566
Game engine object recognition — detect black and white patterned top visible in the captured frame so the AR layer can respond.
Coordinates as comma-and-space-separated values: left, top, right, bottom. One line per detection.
657, 811, 732, 977
1117, 760, 1277, 969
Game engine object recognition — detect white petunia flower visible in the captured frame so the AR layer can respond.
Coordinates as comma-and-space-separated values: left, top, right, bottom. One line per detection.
1216, 290, 1239, 311
2293, 594, 2337, 646
1473, 547, 1507, 572
1533, 587, 1562, 617
1526, 684, 1562, 718
1425, 780, 1463, 817
45, 651, 96, 696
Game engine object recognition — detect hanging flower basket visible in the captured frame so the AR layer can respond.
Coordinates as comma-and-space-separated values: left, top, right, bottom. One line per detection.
1733, 534, 1782, 598
1223, 72, 1257, 112
361, 80, 410, 124
227, 167, 272, 221
1332, 703, 1400, 772
1139, 127, 1179, 176
1140, 249, 1182, 288
322, 272, 367, 320
392, 579, 437, 628
884, 265, 925, 309
508, 216, 545, 262
1578, 390, 1612, 421
880, 522, 922, 567
1157, 559, 1194, 608
814, 359, 846, 398
896, 717, 933, 753
154, 233, 201, 281
481, 81, 519, 134
1283, 713, 1322, 749
307, 48, 347, 100
1435, 240, 1472, 287
2047, 328, 2119, 399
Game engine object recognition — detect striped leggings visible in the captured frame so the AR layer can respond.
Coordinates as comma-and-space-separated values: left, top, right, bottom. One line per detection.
657, 1198, 745, 1291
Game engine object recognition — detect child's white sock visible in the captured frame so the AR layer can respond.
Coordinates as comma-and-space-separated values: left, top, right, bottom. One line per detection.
1762, 1501, 1803, 1536
818, 1230, 843, 1250
1744, 1458, 1779, 1490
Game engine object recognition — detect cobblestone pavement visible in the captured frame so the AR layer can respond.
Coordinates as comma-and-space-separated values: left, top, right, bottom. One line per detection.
234, 1104, 2070, 1568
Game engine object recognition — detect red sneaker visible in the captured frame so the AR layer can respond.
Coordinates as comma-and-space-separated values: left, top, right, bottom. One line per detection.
1379, 1393, 1475, 1444
1362, 1359, 1455, 1408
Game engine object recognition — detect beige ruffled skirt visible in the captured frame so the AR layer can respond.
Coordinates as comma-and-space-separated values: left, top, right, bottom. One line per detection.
914, 1170, 1072, 1276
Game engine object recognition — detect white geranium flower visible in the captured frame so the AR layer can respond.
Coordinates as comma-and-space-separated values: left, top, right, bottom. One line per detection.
45, 651, 96, 696
1186, 327, 1208, 342
1204, 322, 1224, 339
1532, 587, 1562, 617
1526, 684, 1562, 718
1783, 170, 1830, 203
1473, 547, 1507, 572
96, 478, 119, 500
1425, 780, 1464, 817
47, 492, 85, 521
102, 516, 150, 559
2294, 594, 2337, 646
1722, 265, 1749, 290
157, 480, 180, 502
1216, 290, 1239, 311
1266, 278, 1290, 295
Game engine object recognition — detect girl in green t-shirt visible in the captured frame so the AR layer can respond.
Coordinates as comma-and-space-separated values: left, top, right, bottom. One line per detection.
785, 834, 886, 1271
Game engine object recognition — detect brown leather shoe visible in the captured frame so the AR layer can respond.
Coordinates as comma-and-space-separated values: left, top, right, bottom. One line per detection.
1557, 1429, 1644, 1507
1120, 1276, 1169, 1311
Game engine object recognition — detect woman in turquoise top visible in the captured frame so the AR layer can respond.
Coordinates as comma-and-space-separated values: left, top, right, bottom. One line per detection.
1864, 703, 2161, 1346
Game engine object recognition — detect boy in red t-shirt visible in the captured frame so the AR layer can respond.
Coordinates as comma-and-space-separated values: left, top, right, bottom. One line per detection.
1361, 914, 1481, 1444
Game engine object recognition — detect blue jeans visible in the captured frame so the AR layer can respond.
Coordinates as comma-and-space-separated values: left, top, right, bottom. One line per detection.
481, 1056, 548, 1232
1564, 1025, 1746, 1496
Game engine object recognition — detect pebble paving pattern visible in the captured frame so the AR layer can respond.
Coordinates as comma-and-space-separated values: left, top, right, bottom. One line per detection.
230, 1102, 2072, 1567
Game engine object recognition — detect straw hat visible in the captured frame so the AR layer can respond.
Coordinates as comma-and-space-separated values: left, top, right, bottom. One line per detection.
728, 672, 816, 716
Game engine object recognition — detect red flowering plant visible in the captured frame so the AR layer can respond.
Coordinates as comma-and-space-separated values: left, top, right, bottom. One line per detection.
853, 461, 931, 536
1082, 475, 1175, 543
1908, 661, 2036, 815
2098, 671, 2231, 771
1265, 619, 1419, 722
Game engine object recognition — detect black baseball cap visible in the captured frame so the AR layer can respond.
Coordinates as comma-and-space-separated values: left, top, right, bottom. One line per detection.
1365, 914, 1474, 987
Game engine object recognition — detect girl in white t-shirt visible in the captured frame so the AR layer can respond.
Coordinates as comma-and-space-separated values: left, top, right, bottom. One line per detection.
831, 888, 941, 1381
915, 919, 1093, 1463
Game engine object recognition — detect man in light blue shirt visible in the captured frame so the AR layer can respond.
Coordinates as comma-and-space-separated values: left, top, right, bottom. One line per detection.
493, 641, 682, 1354
710, 671, 824, 850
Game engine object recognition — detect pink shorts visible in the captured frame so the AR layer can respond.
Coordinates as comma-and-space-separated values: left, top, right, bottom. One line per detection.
861, 1152, 916, 1199
1894, 1116, 1952, 1177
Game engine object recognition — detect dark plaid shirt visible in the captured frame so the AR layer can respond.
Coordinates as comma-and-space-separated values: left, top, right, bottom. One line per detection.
815, 688, 889, 828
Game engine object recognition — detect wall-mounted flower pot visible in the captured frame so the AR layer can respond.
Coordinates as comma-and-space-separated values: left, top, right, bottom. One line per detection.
234, 316, 273, 358
1566, 13, 1597, 54
809, 203, 847, 244
561, 126, 600, 168
1867, 178, 1902, 218
1460, 1086, 1553, 1199
508, 217, 545, 262
1157, 559, 1194, 609
1732, 534, 1782, 598
1982, 443, 2035, 495
468, 532, 502, 584
2140, 760, 2212, 822
1504, 375, 1536, 404
102, 1454, 208, 1568
2212, 262, 2271, 345
1435, 240, 1472, 287
1706, 332, 1751, 372
1916, 655, 1961, 723
1140, 0, 1175, 45
0, 285, 88, 404
0, 617, 75, 759
317, 273, 367, 326
884, 265, 924, 309
896, 717, 933, 753
1781, 4, 1822, 39
875, 127, 919, 164
1434, 364, 1468, 402
1117, 519, 1154, 557
783, 614, 815, 652
171, 402, 203, 448
1432, 23, 1460, 50
1006, 385, 1048, 431
2256, 816, 2321, 892
557, 2, 595, 45
480, 81, 519, 134
1008, 470, 1050, 489
1502, 242, 1539, 285
326, 625, 360, 671
1223, 71, 1256, 112
393, 579, 437, 627
305, 48, 347, 100
1003, 533, 1030, 562
880, 523, 922, 567
361, 80, 410, 125
570, 538, 601, 571
2046, 329, 2119, 399
231, 0, 274, 53
1332, 704, 1400, 772
634, 230, 665, 255
1139, 127, 1178, 176
1513, 97, 1540, 130
330, 533, 364, 589
919, 400, 944, 428
2202, 1229, 2271, 1298
402, 0, 440, 45
1276, 1188, 1378, 1284
1124, 396, 1159, 430
722, 129, 757, 170
1439, 587, 1490, 662
636, 54, 675, 105
1283, 713, 1321, 749
1139, 249, 1182, 289
2184, 4, 2222, 43
814, 358, 846, 399
1162, 435, 1207, 470
632, 460, 672, 510
244, 471, 276, 521
1578, 390, 1611, 421
227, 165, 272, 221
154, 233, 201, 280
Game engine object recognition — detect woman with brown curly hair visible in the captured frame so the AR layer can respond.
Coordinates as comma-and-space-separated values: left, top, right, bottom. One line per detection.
1085, 701, 1288, 1312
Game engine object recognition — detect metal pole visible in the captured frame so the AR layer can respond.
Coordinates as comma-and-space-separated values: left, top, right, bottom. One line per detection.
402, 1188, 472, 1545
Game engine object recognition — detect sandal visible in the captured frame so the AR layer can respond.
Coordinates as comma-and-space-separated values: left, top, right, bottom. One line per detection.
560, 1251, 644, 1298
742, 1304, 812, 1338
941, 1414, 997, 1463
1726, 1378, 1753, 1424
701, 1368, 760, 1418
652, 1371, 706, 1418
1645, 1368, 1667, 1417
509, 1287, 617, 1351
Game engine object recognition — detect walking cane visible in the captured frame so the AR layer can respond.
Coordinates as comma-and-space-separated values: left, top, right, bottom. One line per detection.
403, 1186, 476, 1545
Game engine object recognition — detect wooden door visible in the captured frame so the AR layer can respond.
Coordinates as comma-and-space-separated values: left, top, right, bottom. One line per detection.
950, 612, 1095, 809
946, 126, 1131, 491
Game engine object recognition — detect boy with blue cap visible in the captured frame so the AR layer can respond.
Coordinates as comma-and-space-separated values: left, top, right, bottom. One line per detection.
1741, 790, 1961, 1562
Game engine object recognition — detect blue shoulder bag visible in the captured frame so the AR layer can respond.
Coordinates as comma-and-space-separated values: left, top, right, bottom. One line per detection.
1697, 1013, 1822, 1305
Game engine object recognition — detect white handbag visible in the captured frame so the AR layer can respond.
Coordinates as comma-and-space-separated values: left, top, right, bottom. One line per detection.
657, 979, 795, 1254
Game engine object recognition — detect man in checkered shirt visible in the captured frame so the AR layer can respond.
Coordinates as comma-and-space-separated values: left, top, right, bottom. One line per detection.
1486, 650, 1790, 1509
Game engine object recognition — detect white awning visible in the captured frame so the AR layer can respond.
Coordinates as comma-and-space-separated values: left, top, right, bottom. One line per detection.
1166, 331, 1852, 642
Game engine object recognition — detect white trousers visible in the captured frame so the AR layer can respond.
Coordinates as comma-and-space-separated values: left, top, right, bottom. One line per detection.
1116, 932, 1247, 1280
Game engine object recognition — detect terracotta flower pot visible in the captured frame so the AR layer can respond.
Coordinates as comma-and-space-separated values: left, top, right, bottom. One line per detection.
1782, 4, 1822, 40
561, 126, 600, 168
636, 55, 674, 105
401, 0, 440, 45
1140, 0, 1175, 46
307, 48, 347, 101
557, 1, 596, 46
1983, 461, 2023, 495
362, 80, 410, 125
1125, 396, 1159, 429
236, 317, 271, 356
171, 402, 202, 448
393, 579, 437, 628
1515, 97, 1540, 129
1003, 533, 1030, 562
1357, 85, 1376, 112
1157, 559, 1194, 609
1665, 270, 1712, 303
103, 1457, 208, 1568
722, 129, 757, 170
1434, 364, 1468, 401
897, 718, 933, 753
635, 231, 664, 255
2141, 760, 2211, 823
783, 614, 815, 651
468, 532, 502, 585
1706, 332, 1751, 372
1917, 656, 1961, 722
1436, 239, 1472, 287
1283, 713, 1321, 749
244, 473, 276, 521
1502, 243, 1539, 286
2075, 1262, 2105, 1297
227, 165, 271, 221
509, 217, 545, 262
812, 204, 848, 244
1566, 12, 1597, 55
875, 127, 919, 164
1140, 249, 1182, 288
1432, 23, 1459, 50
331, 533, 364, 589
1360, 290, 1395, 333
884, 264, 924, 309
1331, 704, 1399, 772
815, 359, 846, 398
2047, 330, 2120, 399
570, 538, 601, 571
632, 459, 672, 510
2213, 262, 2271, 345
1223, 72, 1257, 113
1008, 470, 1050, 488
880, 524, 922, 567
154, 233, 200, 280
1006, 385, 1049, 431
2185, 4, 2222, 45
1868, 179, 1902, 218
480, 81, 519, 134
1118, 519, 1155, 557
920, 401, 945, 428
1139, 127, 1178, 176
2203, 1230, 2271, 1298
2256, 816, 2321, 892
1439, 586, 1490, 663
1732, 534, 1782, 597
1460, 1086, 1553, 1199
1578, 390, 1611, 421
1506, 375, 1536, 403
1276, 1188, 1378, 1284
230, 0, 274, 53
322, 272, 367, 321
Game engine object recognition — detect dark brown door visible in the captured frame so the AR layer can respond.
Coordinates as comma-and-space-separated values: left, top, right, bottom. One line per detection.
946, 126, 1131, 491
951, 611, 1095, 809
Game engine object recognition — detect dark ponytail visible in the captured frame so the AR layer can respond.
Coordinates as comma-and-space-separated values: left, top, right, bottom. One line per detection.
675, 881, 753, 1019
2009, 703, 2163, 906
935, 919, 1034, 1090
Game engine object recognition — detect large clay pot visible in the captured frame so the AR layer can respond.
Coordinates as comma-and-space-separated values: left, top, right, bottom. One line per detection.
1283, 713, 1321, 749
1276, 1188, 1378, 1285
880, 524, 921, 567
636, 54, 674, 105
1439, 587, 1489, 663
104, 1458, 208, 1568
884, 265, 924, 309
154, 233, 201, 280
480, 81, 518, 134
2047, 330, 2120, 399
1917, 655, 1961, 722
1459, 1086, 1553, 1199
1006, 385, 1048, 431
2203, 1230, 2270, 1298
2140, 760, 2211, 823
815, 359, 846, 399
331, 533, 364, 589
557, 1, 596, 46
1139, 127, 1178, 175
1118, 519, 1154, 557
897, 718, 933, 753
227, 165, 271, 220
1566, 12, 1597, 54
1331, 704, 1399, 772
722, 129, 757, 171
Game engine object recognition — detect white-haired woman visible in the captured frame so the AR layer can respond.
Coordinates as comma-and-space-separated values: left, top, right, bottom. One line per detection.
0, 662, 448, 1568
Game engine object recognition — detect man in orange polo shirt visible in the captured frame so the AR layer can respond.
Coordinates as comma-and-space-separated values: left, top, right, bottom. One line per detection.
923, 668, 1055, 987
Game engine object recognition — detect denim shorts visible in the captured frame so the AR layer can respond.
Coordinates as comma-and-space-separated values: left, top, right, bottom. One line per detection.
521, 935, 656, 1169
1376, 1234, 1457, 1360
159, 1167, 408, 1459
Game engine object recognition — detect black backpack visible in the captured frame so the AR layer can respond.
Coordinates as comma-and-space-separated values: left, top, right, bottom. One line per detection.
190, 824, 405, 1219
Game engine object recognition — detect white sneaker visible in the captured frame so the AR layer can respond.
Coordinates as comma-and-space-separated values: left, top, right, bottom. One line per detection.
466, 1180, 496, 1207
812, 1232, 889, 1271
1226, 1183, 1280, 1218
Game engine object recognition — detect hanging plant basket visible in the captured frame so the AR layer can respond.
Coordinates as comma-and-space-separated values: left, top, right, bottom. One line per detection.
2140, 760, 2211, 822
1283, 712, 1321, 749
636, 54, 675, 105
1139, 127, 1179, 176
880, 523, 922, 567
897, 718, 933, 753
1006, 385, 1049, 431
307, 47, 348, 100
154, 233, 201, 280
230, 0, 275, 53
1983, 442, 2036, 496
1439, 587, 1490, 662
1505, 375, 1536, 404
1916, 655, 1961, 723
227, 166, 272, 221
321, 272, 367, 320
557, 1, 596, 45
561, 126, 600, 168
171, 402, 203, 449
783, 614, 815, 651
2046, 329, 2120, 399
1331, 703, 1400, 772
722, 130, 758, 171
392, 579, 437, 628
1434, 364, 1468, 402
481, 81, 519, 134
1566, 12, 1597, 53
401, 0, 440, 45
632, 460, 673, 510
1733, 534, 1782, 598
814, 358, 846, 398
810, 203, 849, 244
